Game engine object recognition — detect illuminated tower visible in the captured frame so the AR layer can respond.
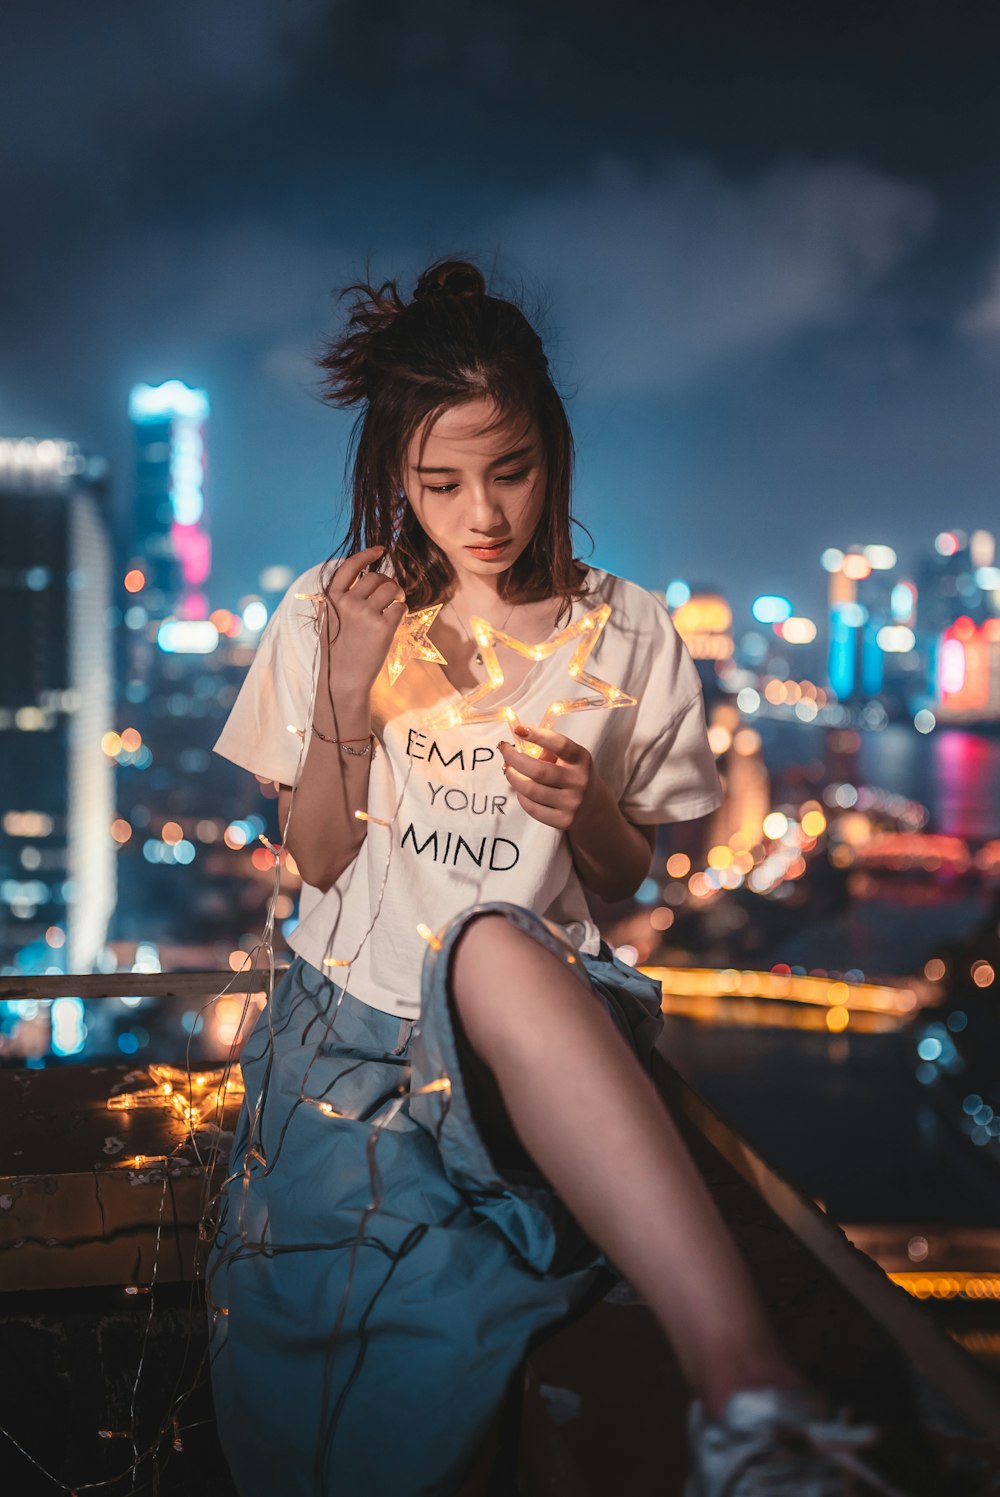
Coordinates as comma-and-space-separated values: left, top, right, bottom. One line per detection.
128, 380, 211, 621
669, 592, 733, 704
936, 617, 1000, 721
0, 437, 115, 974
822, 545, 902, 702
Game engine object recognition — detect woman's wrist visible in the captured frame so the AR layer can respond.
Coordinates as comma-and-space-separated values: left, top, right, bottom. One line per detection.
313, 681, 373, 739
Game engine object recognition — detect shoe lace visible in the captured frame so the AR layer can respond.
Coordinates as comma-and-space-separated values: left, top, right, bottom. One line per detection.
717, 1413, 913, 1497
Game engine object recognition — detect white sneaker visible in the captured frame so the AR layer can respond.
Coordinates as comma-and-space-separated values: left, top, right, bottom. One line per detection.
685, 1386, 910, 1496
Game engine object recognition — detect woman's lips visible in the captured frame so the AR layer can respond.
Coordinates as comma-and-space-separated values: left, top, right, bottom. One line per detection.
465, 540, 512, 558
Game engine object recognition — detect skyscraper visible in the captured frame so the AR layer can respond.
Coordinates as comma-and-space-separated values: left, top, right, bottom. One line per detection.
113, 379, 287, 978
0, 437, 115, 975
128, 379, 211, 623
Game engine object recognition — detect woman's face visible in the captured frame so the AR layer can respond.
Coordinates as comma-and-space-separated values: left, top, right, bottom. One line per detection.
403, 397, 547, 590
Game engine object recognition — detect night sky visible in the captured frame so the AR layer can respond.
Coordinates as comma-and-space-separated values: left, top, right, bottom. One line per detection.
4, 2, 1000, 626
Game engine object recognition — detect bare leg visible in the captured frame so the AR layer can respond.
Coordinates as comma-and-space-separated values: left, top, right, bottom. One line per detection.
450, 914, 814, 1419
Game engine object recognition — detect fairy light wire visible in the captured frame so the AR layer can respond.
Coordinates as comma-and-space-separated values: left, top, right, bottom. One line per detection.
205, 559, 499, 1465
0, 579, 328, 1493
3, 557, 619, 1491
127, 1169, 169, 1479
2, 560, 445, 1490
292, 577, 623, 1467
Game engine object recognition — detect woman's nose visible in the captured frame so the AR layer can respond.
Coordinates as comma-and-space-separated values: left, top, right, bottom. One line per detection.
464, 485, 505, 529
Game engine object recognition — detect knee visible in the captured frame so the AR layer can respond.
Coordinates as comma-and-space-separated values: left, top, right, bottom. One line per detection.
450, 908, 562, 1043
450, 911, 523, 1008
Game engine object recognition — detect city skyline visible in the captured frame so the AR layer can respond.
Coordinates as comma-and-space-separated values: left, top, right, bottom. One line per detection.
3, 4, 1000, 628
1, 395, 995, 1029
4, 15, 1000, 1487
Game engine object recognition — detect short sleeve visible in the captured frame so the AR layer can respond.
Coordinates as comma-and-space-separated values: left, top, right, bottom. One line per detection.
617, 595, 724, 826
212, 566, 323, 787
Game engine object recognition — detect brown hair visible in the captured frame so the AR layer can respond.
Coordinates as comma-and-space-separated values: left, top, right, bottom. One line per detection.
315, 257, 592, 618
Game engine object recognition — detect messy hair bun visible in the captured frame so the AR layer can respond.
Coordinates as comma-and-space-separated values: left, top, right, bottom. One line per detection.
412, 259, 486, 302
315, 256, 591, 611
316, 258, 496, 410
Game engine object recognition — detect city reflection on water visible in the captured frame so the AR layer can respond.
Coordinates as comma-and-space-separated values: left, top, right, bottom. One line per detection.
762, 719, 1000, 841
673, 718, 1000, 1230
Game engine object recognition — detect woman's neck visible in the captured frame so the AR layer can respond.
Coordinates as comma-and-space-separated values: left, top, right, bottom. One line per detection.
447, 578, 522, 619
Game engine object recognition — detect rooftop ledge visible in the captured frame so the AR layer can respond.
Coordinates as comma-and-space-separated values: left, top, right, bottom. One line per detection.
1, 970, 998, 1494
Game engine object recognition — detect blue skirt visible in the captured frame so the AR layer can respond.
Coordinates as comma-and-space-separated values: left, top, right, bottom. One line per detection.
207, 900, 664, 1497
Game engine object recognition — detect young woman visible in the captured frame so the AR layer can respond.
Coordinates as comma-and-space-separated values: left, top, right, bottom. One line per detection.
207, 260, 888, 1496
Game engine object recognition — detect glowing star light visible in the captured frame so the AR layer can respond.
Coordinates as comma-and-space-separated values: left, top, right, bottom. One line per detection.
424, 602, 637, 750
386, 605, 449, 686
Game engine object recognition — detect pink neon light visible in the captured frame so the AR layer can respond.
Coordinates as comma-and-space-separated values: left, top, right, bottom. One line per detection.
180, 591, 209, 620
171, 522, 211, 585
939, 637, 965, 697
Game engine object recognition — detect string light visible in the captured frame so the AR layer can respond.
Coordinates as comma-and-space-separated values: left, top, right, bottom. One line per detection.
409, 1077, 451, 1096
355, 809, 393, 828
40, 581, 635, 1493
302, 1096, 343, 1118
424, 603, 637, 748
8, 986, 260, 1486
416, 922, 442, 950
107, 1066, 245, 1129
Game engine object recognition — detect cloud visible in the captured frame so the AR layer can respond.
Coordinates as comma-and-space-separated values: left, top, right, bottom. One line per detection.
959, 259, 1000, 337
2, 0, 332, 176
495, 156, 937, 394
36, 214, 347, 364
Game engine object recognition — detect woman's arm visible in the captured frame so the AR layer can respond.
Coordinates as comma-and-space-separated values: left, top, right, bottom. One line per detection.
278, 676, 373, 892
276, 545, 405, 892
566, 774, 656, 902
498, 723, 656, 903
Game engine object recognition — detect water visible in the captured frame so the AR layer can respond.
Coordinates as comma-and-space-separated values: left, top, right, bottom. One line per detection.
678, 717, 1000, 1228
663, 1024, 1000, 1228
757, 718, 1000, 841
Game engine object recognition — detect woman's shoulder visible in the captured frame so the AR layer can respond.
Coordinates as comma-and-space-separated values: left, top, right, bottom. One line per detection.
256, 559, 334, 663
583, 565, 701, 711
271, 558, 345, 624
582, 566, 675, 636
283, 558, 335, 604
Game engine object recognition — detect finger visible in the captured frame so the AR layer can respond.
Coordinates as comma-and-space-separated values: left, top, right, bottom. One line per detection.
365, 572, 405, 606
512, 722, 584, 763
498, 742, 566, 787
512, 793, 565, 829
328, 546, 386, 594
368, 573, 406, 607
350, 572, 397, 601
381, 592, 407, 615
502, 760, 565, 808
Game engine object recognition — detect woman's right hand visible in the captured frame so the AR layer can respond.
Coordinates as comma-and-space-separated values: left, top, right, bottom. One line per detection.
320, 545, 407, 694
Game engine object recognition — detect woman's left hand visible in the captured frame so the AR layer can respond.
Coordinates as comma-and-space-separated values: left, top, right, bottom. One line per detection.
497, 723, 598, 831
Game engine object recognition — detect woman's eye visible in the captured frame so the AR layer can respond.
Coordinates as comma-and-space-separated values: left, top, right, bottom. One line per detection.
425, 468, 530, 494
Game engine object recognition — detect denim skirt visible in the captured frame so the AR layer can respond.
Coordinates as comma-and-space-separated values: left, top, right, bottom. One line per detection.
206, 900, 664, 1497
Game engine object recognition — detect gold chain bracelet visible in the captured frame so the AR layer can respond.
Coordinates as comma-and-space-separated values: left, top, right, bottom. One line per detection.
312, 727, 375, 757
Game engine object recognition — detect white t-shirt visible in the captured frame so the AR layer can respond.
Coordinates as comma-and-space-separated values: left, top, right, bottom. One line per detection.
213, 561, 723, 1019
